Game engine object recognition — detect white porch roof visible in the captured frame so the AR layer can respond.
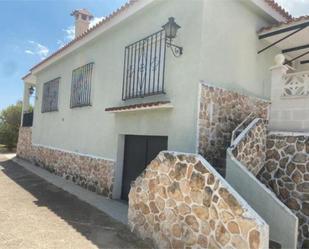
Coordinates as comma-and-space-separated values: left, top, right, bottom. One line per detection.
258, 16, 309, 64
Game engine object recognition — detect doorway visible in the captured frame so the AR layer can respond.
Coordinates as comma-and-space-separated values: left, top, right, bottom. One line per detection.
121, 135, 168, 201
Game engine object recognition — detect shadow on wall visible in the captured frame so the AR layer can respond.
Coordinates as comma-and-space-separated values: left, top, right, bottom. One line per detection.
0, 158, 144, 249
197, 83, 270, 176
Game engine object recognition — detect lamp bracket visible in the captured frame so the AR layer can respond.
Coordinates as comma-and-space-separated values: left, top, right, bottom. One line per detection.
166, 41, 183, 57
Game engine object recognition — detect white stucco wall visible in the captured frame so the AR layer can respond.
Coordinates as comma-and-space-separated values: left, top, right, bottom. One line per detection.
198, 0, 280, 99
269, 64, 309, 132
31, 0, 279, 161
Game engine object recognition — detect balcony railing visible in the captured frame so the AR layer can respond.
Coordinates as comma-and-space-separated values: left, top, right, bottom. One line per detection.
22, 112, 33, 127
122, 29, 167, 100
282, 71, 309, 97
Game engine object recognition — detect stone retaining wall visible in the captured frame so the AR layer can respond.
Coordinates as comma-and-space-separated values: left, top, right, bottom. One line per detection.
197, 83, 269, 172
257, 133, 309, 249
128, 151, 268, 249
231, 119, 267, 176
16, 127, 115, 198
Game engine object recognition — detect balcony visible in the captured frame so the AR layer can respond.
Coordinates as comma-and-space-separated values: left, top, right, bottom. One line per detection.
122, 30, 166, 100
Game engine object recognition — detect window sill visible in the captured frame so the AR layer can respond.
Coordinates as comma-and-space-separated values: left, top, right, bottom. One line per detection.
105, 101, 173, 113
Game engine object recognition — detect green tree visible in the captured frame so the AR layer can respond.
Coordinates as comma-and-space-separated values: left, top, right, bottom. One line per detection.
0, 101, 22, 150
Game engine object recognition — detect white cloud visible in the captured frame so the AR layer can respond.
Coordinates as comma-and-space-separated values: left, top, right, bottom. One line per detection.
57, 16, 105, 48
90, 16, 105, 28
24, 50, 34, 55
63, 26, 75, 40
25, 41, 49, 59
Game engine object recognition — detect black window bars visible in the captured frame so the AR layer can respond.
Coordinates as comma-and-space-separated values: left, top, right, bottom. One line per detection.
41, 77, 60, 113
70, 62, 94, 108
122, 29, 167, 100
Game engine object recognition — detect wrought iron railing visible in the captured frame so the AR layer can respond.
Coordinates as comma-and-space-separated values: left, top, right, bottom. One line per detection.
122, 30, 167, 100
22, 112, 33, 127
283, 71, 309, 97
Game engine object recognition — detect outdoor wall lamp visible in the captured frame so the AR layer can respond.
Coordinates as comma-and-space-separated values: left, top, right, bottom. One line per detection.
162, 17, 183, 57
29, 86, 38, 100
29, 86, 35, 96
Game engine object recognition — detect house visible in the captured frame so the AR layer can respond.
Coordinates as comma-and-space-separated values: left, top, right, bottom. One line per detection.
17, 0, 309, 248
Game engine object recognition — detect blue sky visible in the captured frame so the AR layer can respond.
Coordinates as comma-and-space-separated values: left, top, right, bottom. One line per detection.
0, 0, 308, 111
0, 0, 127, 111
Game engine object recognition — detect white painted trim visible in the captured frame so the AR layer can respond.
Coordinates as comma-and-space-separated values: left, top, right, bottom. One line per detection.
112, 135, 125, 200
106, 103, 173, 113
280, 95, 309, 100
31, 0, 156, 75
195, 83, 202, 154
268, 131, 309, 137
32, 143, 115, 162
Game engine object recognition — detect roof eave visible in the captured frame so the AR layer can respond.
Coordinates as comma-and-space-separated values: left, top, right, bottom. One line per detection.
251, 0, 292, 22
29, 0, 155, 76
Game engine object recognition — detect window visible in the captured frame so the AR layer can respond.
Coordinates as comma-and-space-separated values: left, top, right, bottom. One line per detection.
70, 62, 94, 108
41, 78, 60, 113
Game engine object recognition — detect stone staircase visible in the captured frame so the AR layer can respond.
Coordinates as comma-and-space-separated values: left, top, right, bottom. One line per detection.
226, 115, 308, 249
211, 113, 257, 178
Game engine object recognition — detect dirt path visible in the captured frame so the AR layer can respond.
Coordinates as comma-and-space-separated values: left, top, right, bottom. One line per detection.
0, 154, 149, 249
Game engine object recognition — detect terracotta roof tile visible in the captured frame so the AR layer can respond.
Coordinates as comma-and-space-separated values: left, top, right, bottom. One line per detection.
105, 101, 172, 112
26, 0, 137, 74
23, 0, 291, 78
263, 0, 292, 20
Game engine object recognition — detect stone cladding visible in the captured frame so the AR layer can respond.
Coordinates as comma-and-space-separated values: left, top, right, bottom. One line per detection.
128, 151, 268, 249
231, 119, 267, 176
16, 127, 115, 198
257, 134, 309, 249
198, 83, 269, 173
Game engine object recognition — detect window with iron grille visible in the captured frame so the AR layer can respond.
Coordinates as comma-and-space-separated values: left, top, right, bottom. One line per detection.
122, 29, 167, 100
41, 78, 60, 113
70, 62, 94, 108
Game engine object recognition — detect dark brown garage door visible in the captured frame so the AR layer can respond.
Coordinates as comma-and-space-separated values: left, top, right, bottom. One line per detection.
121, 135, 168, 201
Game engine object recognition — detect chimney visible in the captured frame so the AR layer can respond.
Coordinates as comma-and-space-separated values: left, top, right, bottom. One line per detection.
71, 9, 94, 38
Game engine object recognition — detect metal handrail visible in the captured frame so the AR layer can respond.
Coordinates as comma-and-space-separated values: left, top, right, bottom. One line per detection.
231, 112, 255, 144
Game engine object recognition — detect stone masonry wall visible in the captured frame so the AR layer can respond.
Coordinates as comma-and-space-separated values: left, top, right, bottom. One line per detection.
128, 151, 268, 249
17, 127, 115, 198
198, 83, 270, 173
16, 127, 33, 159
257, 134, 309, 249
231, 119, 267, 176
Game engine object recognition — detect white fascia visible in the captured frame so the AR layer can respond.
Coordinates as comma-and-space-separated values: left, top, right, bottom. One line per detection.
31, 0, 156, 75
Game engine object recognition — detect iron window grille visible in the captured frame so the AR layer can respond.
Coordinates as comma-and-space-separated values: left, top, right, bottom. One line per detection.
41, 77, 60, 113
122, 29, 167, 100
22, 112, 33, 127
70, 62, 94, 108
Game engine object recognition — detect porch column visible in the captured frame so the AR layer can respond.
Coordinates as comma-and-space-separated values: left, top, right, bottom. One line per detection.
22, 82, 31, 114
268, 54, 290, 131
